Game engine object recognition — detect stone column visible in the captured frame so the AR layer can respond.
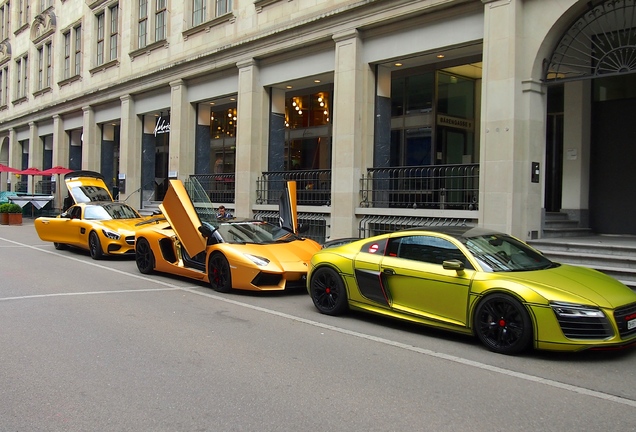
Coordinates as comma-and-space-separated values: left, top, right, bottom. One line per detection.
52, 114, 69, 210
119, 95, 142, 208
330, 30, 367, 238
27, 122, 40, 194
479, 0, 545, 239
169, 79, 195, 180
7, 128, 19, 191
235, 59, 269, 218
82, 105, 100, 171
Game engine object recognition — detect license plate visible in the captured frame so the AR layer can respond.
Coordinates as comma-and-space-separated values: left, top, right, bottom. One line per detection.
629, 318, 636, 330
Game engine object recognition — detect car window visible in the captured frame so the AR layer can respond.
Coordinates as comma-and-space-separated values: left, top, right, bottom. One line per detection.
84, 205, 111, 220
464, 234, 553, 272
387, 235, 472, 268
215, 221, 300, 244
70, 207, 81, 219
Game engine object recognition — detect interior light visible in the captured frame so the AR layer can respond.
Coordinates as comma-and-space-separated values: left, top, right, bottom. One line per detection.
394, 63, 402, 67
298, 110, 302, 115
314, 80, 321, 83
286, 85, 292, 89
437, 54, 445, 59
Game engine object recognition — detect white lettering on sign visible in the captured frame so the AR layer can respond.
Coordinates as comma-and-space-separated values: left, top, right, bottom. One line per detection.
154, 116, 171, 136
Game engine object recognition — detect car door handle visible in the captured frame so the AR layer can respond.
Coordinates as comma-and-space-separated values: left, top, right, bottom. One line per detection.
383, 268, 396, 275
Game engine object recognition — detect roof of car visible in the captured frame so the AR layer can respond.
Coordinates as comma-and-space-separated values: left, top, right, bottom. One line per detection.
400, 225, 504, 239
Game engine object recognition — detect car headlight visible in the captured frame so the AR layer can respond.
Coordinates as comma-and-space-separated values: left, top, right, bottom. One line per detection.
550, 302, 605, 318
244, 253, 270, 266
102, 229, 121, 240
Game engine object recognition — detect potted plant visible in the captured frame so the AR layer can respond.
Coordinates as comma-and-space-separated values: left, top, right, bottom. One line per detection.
0, 203, 23, 225
0, 203, 10, 225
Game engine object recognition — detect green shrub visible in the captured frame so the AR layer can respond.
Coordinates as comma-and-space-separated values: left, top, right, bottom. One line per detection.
0, 203, 22, 213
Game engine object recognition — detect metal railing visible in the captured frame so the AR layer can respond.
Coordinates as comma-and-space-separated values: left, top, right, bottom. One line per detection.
255, 210, 328, 244
256, 169, 331, 206
360, 164, 479, 210
190, 174, 236, 203
12, 180, 57, 194
359, 215, 474, 238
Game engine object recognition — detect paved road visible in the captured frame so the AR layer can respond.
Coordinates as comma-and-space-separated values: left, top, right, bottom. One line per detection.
1, 221, 635, 431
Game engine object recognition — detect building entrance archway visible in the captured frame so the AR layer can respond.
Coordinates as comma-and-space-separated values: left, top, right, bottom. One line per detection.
544, 0, 636, 234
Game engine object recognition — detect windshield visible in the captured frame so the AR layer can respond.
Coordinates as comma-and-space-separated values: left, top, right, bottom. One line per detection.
464, 234, 554, 272
216, 221, 299, 244
84, 203, 141, 220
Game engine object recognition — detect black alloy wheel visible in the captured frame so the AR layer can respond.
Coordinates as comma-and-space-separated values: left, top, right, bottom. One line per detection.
310, 267, 348, 315
135, 237, 155, 274
474, 294, 532, 355
208, 252, 232, 293
88, 231, 104, 260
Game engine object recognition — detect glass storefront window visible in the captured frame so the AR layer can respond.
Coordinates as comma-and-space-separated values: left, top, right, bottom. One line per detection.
284, 89, 332, 171
388, 67, 477, 168
286, 91, 330, 129
437, 71, 474, 119
210, 106, 236, 173
406, 72, 434, 114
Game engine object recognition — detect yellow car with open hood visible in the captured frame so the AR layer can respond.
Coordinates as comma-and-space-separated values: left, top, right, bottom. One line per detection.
34, 170, 162, 259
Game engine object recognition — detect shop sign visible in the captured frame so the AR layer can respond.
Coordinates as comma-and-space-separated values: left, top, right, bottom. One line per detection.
437, 115, 474, 131
154, 116, 171, 136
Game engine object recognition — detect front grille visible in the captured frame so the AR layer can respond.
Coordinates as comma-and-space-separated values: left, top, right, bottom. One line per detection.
555, 315, 613, 340
252, 272, 282, 288
125, 236, 135, 245
614, 303, 636, 339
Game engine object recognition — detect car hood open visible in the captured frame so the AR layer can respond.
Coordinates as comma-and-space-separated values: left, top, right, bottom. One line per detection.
65, 170, 114, 204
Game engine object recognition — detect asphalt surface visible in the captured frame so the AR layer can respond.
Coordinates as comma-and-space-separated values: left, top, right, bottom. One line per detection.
1, 220, 635, 431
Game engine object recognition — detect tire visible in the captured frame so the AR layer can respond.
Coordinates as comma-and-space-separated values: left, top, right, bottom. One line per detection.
53, 242, 67, 250
88, 231, 104, 260
135, 237, 155, 274
208, 252, 232, 293
473, 294, 533, 355
309, 267, 348, 315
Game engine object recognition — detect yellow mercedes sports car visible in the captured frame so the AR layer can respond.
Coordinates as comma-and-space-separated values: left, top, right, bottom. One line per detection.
134, 178, 322, 292
35, 171, 162, 260
307, 227, 636, 354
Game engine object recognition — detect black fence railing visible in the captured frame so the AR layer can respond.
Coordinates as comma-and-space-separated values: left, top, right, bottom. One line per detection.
257, 169, 331, 206
360, 164, 479, 210
190, 174, 236, 203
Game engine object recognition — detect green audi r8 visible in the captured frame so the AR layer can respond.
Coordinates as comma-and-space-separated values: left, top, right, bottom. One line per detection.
307, 226, 636, 355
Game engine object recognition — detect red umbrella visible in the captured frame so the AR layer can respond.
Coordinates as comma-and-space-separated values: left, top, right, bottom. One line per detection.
17, 167, 43, 176
0, 163, 20, 173
40, 166, 74, 176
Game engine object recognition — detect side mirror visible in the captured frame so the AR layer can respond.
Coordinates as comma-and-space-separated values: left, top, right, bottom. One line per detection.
198, 222, 217, 238
442, 259, 465, 272
298, 223, 310, 234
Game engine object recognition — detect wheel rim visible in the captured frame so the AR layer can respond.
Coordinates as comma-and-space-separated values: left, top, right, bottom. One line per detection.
312, 270, 341, 311
136, 239, 152, 271
210, 255, 229, 289
476, 298, 526, 350
89, 233, 98, 257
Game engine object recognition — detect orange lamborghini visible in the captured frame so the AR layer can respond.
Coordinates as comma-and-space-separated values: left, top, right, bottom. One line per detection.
134, 178, 321, 292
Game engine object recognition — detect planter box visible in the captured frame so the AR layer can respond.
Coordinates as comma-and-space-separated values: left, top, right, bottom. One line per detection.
0, 213, 8, 225
7, 213, 22, 225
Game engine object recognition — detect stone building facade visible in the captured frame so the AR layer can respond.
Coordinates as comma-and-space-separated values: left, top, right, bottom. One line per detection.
1, 0, 635, 241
